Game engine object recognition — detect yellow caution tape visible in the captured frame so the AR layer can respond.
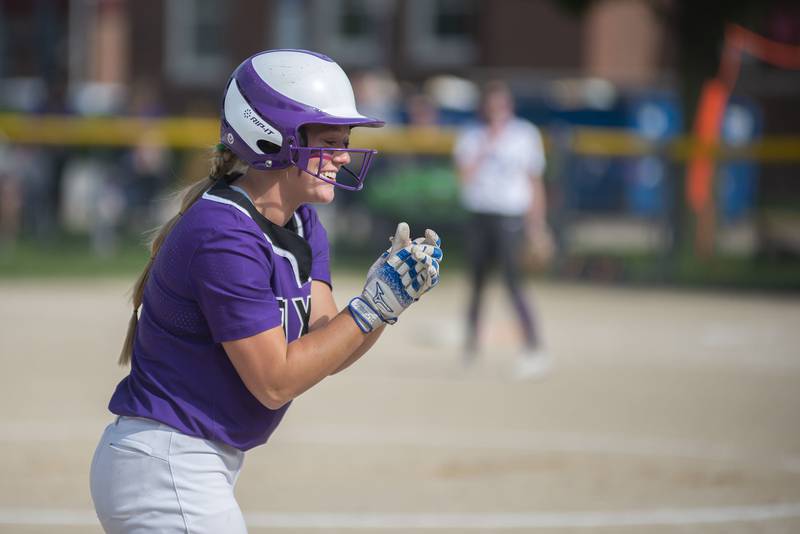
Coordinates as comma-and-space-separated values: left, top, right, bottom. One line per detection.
0, 113, 799, 161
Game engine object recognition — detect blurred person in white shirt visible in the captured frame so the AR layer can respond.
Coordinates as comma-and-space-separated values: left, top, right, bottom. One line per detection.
453, 80, 552, 379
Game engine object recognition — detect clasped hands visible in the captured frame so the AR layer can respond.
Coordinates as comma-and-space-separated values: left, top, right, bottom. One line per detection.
348, 222, 442, 333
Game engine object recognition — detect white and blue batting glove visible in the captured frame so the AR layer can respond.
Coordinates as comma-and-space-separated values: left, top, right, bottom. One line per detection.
368, 226, 442, 274
365, 225, 442, 293
410, 229, 442, 293
348, 222, 443, 333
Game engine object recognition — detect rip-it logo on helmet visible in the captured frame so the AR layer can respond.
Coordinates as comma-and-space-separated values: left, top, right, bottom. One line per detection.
243, 108, 276, 136
220, 49, 385, 190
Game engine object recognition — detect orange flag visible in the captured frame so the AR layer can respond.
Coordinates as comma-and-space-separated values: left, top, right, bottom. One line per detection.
686, 78, 730, 215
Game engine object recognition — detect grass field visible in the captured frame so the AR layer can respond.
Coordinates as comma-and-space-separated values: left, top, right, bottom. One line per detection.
1, 274, 799, 533
2, 234, 800, 292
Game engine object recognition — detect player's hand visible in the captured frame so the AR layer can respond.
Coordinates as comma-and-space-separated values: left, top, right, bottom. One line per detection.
348, 222, 442, 333
367, 226, 442, 293
409, 228, 442, 295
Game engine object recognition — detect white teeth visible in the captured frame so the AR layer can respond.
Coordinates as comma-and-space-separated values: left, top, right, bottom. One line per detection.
320, 171, 337, 180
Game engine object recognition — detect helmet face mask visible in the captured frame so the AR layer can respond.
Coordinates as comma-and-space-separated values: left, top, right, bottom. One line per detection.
220, 49, 384, 189
291, 144, 376, 192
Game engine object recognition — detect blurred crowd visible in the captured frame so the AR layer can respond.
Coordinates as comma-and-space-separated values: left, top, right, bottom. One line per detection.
0, 78, 174, 256
0, 70, 484, 257
0, 66, 768, 276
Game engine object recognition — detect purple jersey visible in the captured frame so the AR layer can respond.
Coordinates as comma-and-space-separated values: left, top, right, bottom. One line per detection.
108, 181, 331, 451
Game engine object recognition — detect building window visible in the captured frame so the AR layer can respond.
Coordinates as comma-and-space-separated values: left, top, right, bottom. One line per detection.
310, 0, 394, 67
165, 0, 227, 87
405, 0, 478, 67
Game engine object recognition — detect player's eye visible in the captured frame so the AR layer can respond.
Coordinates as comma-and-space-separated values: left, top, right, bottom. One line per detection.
323, 138, 349, 149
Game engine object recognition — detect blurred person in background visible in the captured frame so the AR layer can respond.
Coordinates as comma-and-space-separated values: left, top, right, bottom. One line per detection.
350, 69, 402, 125
89, 49, 442, 533
123, 127, 172, 232
402, 90, 444, 168
123, 80, 173, 233
454, 80, 552, 379
405, 91, 440, 128
60, 153, 126, 258
0, 139, 23, 253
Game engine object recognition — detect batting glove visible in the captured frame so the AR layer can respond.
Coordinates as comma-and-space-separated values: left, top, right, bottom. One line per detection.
348, 222, 443, 333
410, 229, 442, 294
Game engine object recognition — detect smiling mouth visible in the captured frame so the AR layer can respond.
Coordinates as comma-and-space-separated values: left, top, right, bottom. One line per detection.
320, 170, 337, 182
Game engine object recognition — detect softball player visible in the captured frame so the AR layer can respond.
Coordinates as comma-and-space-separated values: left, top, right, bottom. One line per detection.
454, 80, 549, 378
90, 49, 442, 533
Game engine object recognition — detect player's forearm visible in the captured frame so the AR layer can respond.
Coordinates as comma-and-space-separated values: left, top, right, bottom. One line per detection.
224, 309, 369, 410
279, 223, 440, 396
279, 311, 369, 399
332, 324, 385, 374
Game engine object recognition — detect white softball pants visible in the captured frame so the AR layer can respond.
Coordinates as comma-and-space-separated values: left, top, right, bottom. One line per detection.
90, 416, 247, 533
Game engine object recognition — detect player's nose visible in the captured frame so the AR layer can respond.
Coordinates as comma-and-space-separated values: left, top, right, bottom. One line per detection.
332, 150, 351, 166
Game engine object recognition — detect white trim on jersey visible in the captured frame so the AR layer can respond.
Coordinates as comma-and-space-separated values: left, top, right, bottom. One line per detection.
293, 212, 304, 239
201, 192, 307, 288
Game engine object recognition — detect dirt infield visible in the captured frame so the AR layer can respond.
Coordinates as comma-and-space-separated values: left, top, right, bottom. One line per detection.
1, 275, 799, 533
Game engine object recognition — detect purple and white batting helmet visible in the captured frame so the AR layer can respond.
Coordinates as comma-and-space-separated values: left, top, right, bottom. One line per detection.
220, 49, 384, 191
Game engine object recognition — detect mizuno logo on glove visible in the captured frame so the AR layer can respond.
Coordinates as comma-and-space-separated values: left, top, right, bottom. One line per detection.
348, 222, 443, 333
371, 283, 394, 314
